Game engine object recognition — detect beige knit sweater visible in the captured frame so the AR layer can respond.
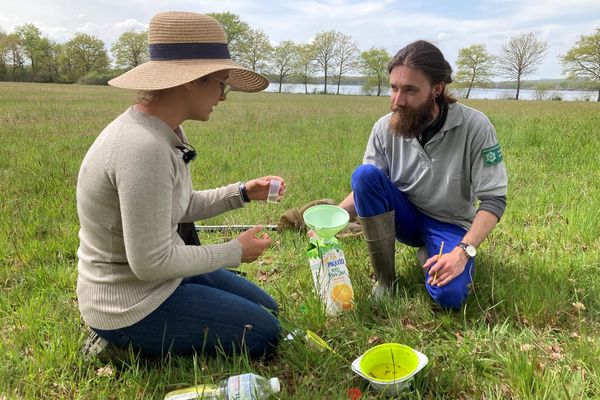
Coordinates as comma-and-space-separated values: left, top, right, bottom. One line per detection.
76, 107, 244, 330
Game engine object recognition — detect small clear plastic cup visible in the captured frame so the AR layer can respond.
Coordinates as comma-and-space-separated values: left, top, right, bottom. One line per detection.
267, 179, 281, 203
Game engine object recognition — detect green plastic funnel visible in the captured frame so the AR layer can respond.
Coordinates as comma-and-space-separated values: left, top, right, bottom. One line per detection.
303, 205, 349, 240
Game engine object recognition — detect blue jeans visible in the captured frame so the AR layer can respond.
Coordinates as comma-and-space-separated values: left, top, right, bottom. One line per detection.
352, 164, 475, 309
92, 269, 280, 359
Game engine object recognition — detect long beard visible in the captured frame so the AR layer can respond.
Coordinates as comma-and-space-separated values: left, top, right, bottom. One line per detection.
389, 95, 436, 139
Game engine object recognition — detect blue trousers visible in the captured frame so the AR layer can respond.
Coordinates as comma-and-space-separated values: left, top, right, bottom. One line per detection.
93, 269, 280, 359
352, 164, 474, 309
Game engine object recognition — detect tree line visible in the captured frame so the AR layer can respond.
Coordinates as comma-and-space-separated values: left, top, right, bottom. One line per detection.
1, 12, 598, 101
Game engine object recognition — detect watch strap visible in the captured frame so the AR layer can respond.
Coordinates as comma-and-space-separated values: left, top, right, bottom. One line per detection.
239, 183, 251, 203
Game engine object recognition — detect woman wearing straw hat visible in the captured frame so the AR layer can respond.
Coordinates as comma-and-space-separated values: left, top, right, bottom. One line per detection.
76, 11, 284, 360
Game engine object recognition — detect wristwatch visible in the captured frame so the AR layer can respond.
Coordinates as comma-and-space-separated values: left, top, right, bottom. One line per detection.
457, 242, 477, 259
239, 183, 251, 203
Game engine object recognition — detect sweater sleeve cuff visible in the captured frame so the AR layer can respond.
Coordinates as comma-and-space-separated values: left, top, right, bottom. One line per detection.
226, 182, 246, 209
207, 239, 243, 269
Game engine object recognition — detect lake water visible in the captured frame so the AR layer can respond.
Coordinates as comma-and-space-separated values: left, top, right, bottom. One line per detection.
265, 83, 597, 101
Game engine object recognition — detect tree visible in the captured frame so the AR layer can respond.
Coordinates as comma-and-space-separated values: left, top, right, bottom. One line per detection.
0, 31, 9, 80
333, 33, 359, 95
206, 12, 250, 61
359, 47, 390, 96
312, 31, 337, 94
0, 25, 56, 82
4, 33, 25, 81
533, 82, 552, 100
37, 38, 61, 82
496, 32, 549, 100
59, 33, 109, 83
110, 29, 148, 70
293, 44, 316, 94
236, 28, 272, 73
271, 40, 298, 93
455, 44, 495, 99
14, 23, 45, 81
561, 27, 600, 102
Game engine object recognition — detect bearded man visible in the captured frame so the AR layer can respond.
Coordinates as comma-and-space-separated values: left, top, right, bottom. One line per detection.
338, 40, 508, 308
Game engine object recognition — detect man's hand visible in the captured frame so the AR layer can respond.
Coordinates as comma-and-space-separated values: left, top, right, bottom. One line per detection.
237, 225, 271, 262
422, 247, 469, 287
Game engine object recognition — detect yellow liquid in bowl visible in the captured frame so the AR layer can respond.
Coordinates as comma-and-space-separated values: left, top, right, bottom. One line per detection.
367, 363, 413, 381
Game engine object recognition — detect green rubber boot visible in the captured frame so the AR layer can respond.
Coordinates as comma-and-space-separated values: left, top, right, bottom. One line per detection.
358, 210, 396, 297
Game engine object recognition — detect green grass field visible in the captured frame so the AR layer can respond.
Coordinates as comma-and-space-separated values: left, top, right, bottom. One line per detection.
1, 82, 599, 399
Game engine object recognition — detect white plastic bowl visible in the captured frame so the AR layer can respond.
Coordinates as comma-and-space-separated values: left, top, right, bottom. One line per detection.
351, 347, 428, 396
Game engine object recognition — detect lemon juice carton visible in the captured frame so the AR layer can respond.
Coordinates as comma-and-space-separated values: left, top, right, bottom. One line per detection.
307, 236, 354, 315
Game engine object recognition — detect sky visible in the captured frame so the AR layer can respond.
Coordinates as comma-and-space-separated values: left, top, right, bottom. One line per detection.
1, 0, 599, 80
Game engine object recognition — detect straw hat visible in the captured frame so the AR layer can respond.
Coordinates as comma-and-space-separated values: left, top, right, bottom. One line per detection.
108, 11, 269, 92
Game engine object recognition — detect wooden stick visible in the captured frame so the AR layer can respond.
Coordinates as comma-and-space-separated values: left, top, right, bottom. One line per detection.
434, 241, 444, 282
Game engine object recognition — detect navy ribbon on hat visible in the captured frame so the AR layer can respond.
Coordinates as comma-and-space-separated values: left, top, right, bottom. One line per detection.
149, 43, 231, 60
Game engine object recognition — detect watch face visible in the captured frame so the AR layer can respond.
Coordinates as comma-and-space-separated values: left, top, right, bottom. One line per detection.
459, 243, 476, 258
466, 245, 477, 257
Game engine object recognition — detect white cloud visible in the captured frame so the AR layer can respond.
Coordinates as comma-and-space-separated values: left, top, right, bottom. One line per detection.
43, 25, 69, 38
497, 0, 600, 21
114, 18, 147, 32
75, 22, 100, 34
287, 0, 391, 19
437, 32, 452, 41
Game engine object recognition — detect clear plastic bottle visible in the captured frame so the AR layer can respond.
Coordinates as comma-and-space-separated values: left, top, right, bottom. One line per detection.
163, 373, 281, 400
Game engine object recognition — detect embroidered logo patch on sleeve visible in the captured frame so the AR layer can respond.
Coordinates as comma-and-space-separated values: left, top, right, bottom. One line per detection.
482, 144, 503, 167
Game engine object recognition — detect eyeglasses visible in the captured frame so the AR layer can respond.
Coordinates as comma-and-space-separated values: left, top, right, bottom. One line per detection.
209, 76, 231, 97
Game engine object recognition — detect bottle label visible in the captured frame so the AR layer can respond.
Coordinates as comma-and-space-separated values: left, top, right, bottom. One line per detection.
227, 373, 256, 400
307, 237, 354, 315
163, 384, 219, 400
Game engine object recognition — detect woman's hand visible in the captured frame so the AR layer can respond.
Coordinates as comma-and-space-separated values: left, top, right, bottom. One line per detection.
237, 225, 272, 263
244, 175, 286, 202
423, 247, 468, 287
